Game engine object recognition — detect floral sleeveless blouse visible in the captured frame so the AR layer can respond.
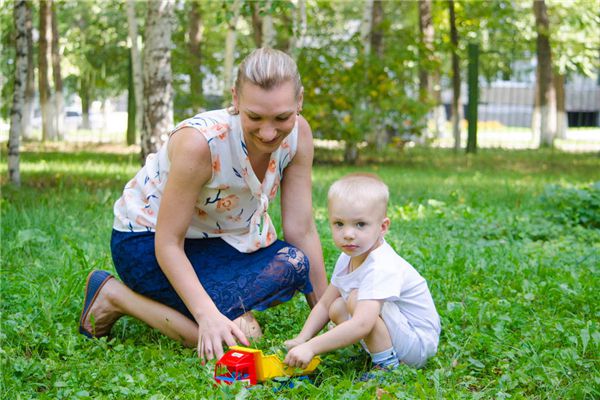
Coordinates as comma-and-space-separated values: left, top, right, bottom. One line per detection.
113, 108, 298, 253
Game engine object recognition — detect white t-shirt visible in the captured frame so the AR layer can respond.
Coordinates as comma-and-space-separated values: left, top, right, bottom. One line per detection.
331, 240, 441, 365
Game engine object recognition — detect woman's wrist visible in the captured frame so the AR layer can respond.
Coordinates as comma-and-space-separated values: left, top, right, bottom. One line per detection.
193, 304, 221, 322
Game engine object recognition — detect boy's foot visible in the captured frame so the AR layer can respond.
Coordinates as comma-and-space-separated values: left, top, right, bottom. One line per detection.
356, 363, 397, 382
79, 270, 122, 338
233, 311, 263, 341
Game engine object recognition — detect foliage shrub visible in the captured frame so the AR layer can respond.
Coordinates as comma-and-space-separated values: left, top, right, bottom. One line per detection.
539, 181, 600, 229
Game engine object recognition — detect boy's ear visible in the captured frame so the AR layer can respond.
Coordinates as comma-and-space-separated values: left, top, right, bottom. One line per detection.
381, 217, 390, 236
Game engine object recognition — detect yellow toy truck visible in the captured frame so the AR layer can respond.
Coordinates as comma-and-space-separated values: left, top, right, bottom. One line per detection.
214, 346, 320, 386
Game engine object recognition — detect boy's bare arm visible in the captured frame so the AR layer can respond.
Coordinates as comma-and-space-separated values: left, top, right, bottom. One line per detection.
284, 299, 384, 368
286, 285, 341, 346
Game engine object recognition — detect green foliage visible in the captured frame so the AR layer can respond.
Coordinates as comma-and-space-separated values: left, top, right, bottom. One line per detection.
1, 146, 599, 398
539, 181, 600, 229
59, 0, 130, 101
298, 1, 430, 145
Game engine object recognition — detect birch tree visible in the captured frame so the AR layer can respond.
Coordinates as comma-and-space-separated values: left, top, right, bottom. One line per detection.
290, 0, 307, 58
141, 0, 174, 160
8, 0, 28, 186
419, 0, 444, 139
532, 0, 557, 147
339, 0, 374, 163
39, 0, 56, 141
126, 0, 143, 144
51, 1, 64, 139
223, 0, 242, 96
22, 0, 35, 141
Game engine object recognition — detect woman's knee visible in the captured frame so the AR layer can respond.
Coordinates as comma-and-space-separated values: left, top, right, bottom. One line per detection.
275, 246, 310, 279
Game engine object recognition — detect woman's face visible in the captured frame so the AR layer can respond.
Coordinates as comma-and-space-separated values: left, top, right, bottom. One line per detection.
233, 80, 302, 156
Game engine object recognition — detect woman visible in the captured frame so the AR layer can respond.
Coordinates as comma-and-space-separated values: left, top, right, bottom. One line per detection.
78, 48, 328, 362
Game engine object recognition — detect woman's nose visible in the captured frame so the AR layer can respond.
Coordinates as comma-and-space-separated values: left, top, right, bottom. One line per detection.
258, 125, 277, 142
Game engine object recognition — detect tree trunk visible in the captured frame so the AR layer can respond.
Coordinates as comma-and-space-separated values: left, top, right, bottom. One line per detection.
39, 0, 55, 141
80, 70, 92, 130
418, 0, 433, 102
554, 73, 567, 139
371, 0, 387, 150
187, 0, 204, 112
251, 2, 263, 48
127, 52, 136, 145
346, 0, 374, 161
432, 71, 447, 138
290, 0, 307, 58
51, 1, 64, 139
532, 0, 556, 147
448, 0, 462, 151
418, 0, 437, 140
9, 0, 29, 186
344, 142, 359, 165
141, 0, 174, 161
361, 0, 374, 56
22, 0, 34, 141
262, 0, 275, 48
126, 0, 144, 144
223, 0, 241, 96
371, 1, 383, 58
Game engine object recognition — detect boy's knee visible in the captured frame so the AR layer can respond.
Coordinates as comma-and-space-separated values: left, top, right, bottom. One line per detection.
329, 297, 348, 324
346, 289, 359, 313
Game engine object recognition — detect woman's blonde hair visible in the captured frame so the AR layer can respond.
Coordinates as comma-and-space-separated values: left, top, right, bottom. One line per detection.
328, 173, 389, 217
235, 47, 303, 99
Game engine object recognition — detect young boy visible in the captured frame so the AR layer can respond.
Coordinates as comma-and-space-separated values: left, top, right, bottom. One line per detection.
284, 173, 440, 373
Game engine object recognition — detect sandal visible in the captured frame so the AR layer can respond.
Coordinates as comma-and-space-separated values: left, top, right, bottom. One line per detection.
78, 270, 114, 338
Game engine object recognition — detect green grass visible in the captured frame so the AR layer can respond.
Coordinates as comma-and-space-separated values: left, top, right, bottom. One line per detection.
1, 146, 599, 399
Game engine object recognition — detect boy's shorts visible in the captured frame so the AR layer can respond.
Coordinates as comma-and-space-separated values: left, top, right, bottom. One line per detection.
380, 302, 439, 368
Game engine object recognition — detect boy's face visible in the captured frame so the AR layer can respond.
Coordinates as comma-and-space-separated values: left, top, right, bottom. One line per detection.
328, 197, 390, 267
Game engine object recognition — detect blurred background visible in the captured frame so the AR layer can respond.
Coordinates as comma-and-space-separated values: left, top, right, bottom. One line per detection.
2, 0, 599, 167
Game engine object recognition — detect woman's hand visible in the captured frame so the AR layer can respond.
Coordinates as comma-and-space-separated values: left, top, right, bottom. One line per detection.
284, 342, 315, 369
197, 311, 249, 363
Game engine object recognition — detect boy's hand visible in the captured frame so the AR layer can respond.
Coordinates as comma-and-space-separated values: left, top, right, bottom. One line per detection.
284, 337, 306, 350
284, 343, 315, 369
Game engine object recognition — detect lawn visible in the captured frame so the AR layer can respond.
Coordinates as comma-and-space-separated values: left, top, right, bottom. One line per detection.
1, 146, 599, 399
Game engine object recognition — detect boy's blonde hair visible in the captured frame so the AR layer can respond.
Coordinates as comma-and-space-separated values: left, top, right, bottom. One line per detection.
328, 173, 389, 217
235, 47, 303, 99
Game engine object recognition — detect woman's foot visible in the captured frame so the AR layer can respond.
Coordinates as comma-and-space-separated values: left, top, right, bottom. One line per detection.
79, 270, 123, 338
233, 311, 263, 341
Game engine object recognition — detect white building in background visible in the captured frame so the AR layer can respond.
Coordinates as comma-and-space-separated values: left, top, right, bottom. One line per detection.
442, 58, 600, 129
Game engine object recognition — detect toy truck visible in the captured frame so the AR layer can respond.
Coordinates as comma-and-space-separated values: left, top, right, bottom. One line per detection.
214, 346, 320, 386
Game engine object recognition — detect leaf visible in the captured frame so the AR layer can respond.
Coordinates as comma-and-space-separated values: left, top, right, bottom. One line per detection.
580, 328, 590, 354
468, 358, 485, 369
15, 228, 51, 247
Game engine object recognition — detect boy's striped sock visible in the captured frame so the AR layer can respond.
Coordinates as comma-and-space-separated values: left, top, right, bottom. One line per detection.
370, 347, 399, 369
